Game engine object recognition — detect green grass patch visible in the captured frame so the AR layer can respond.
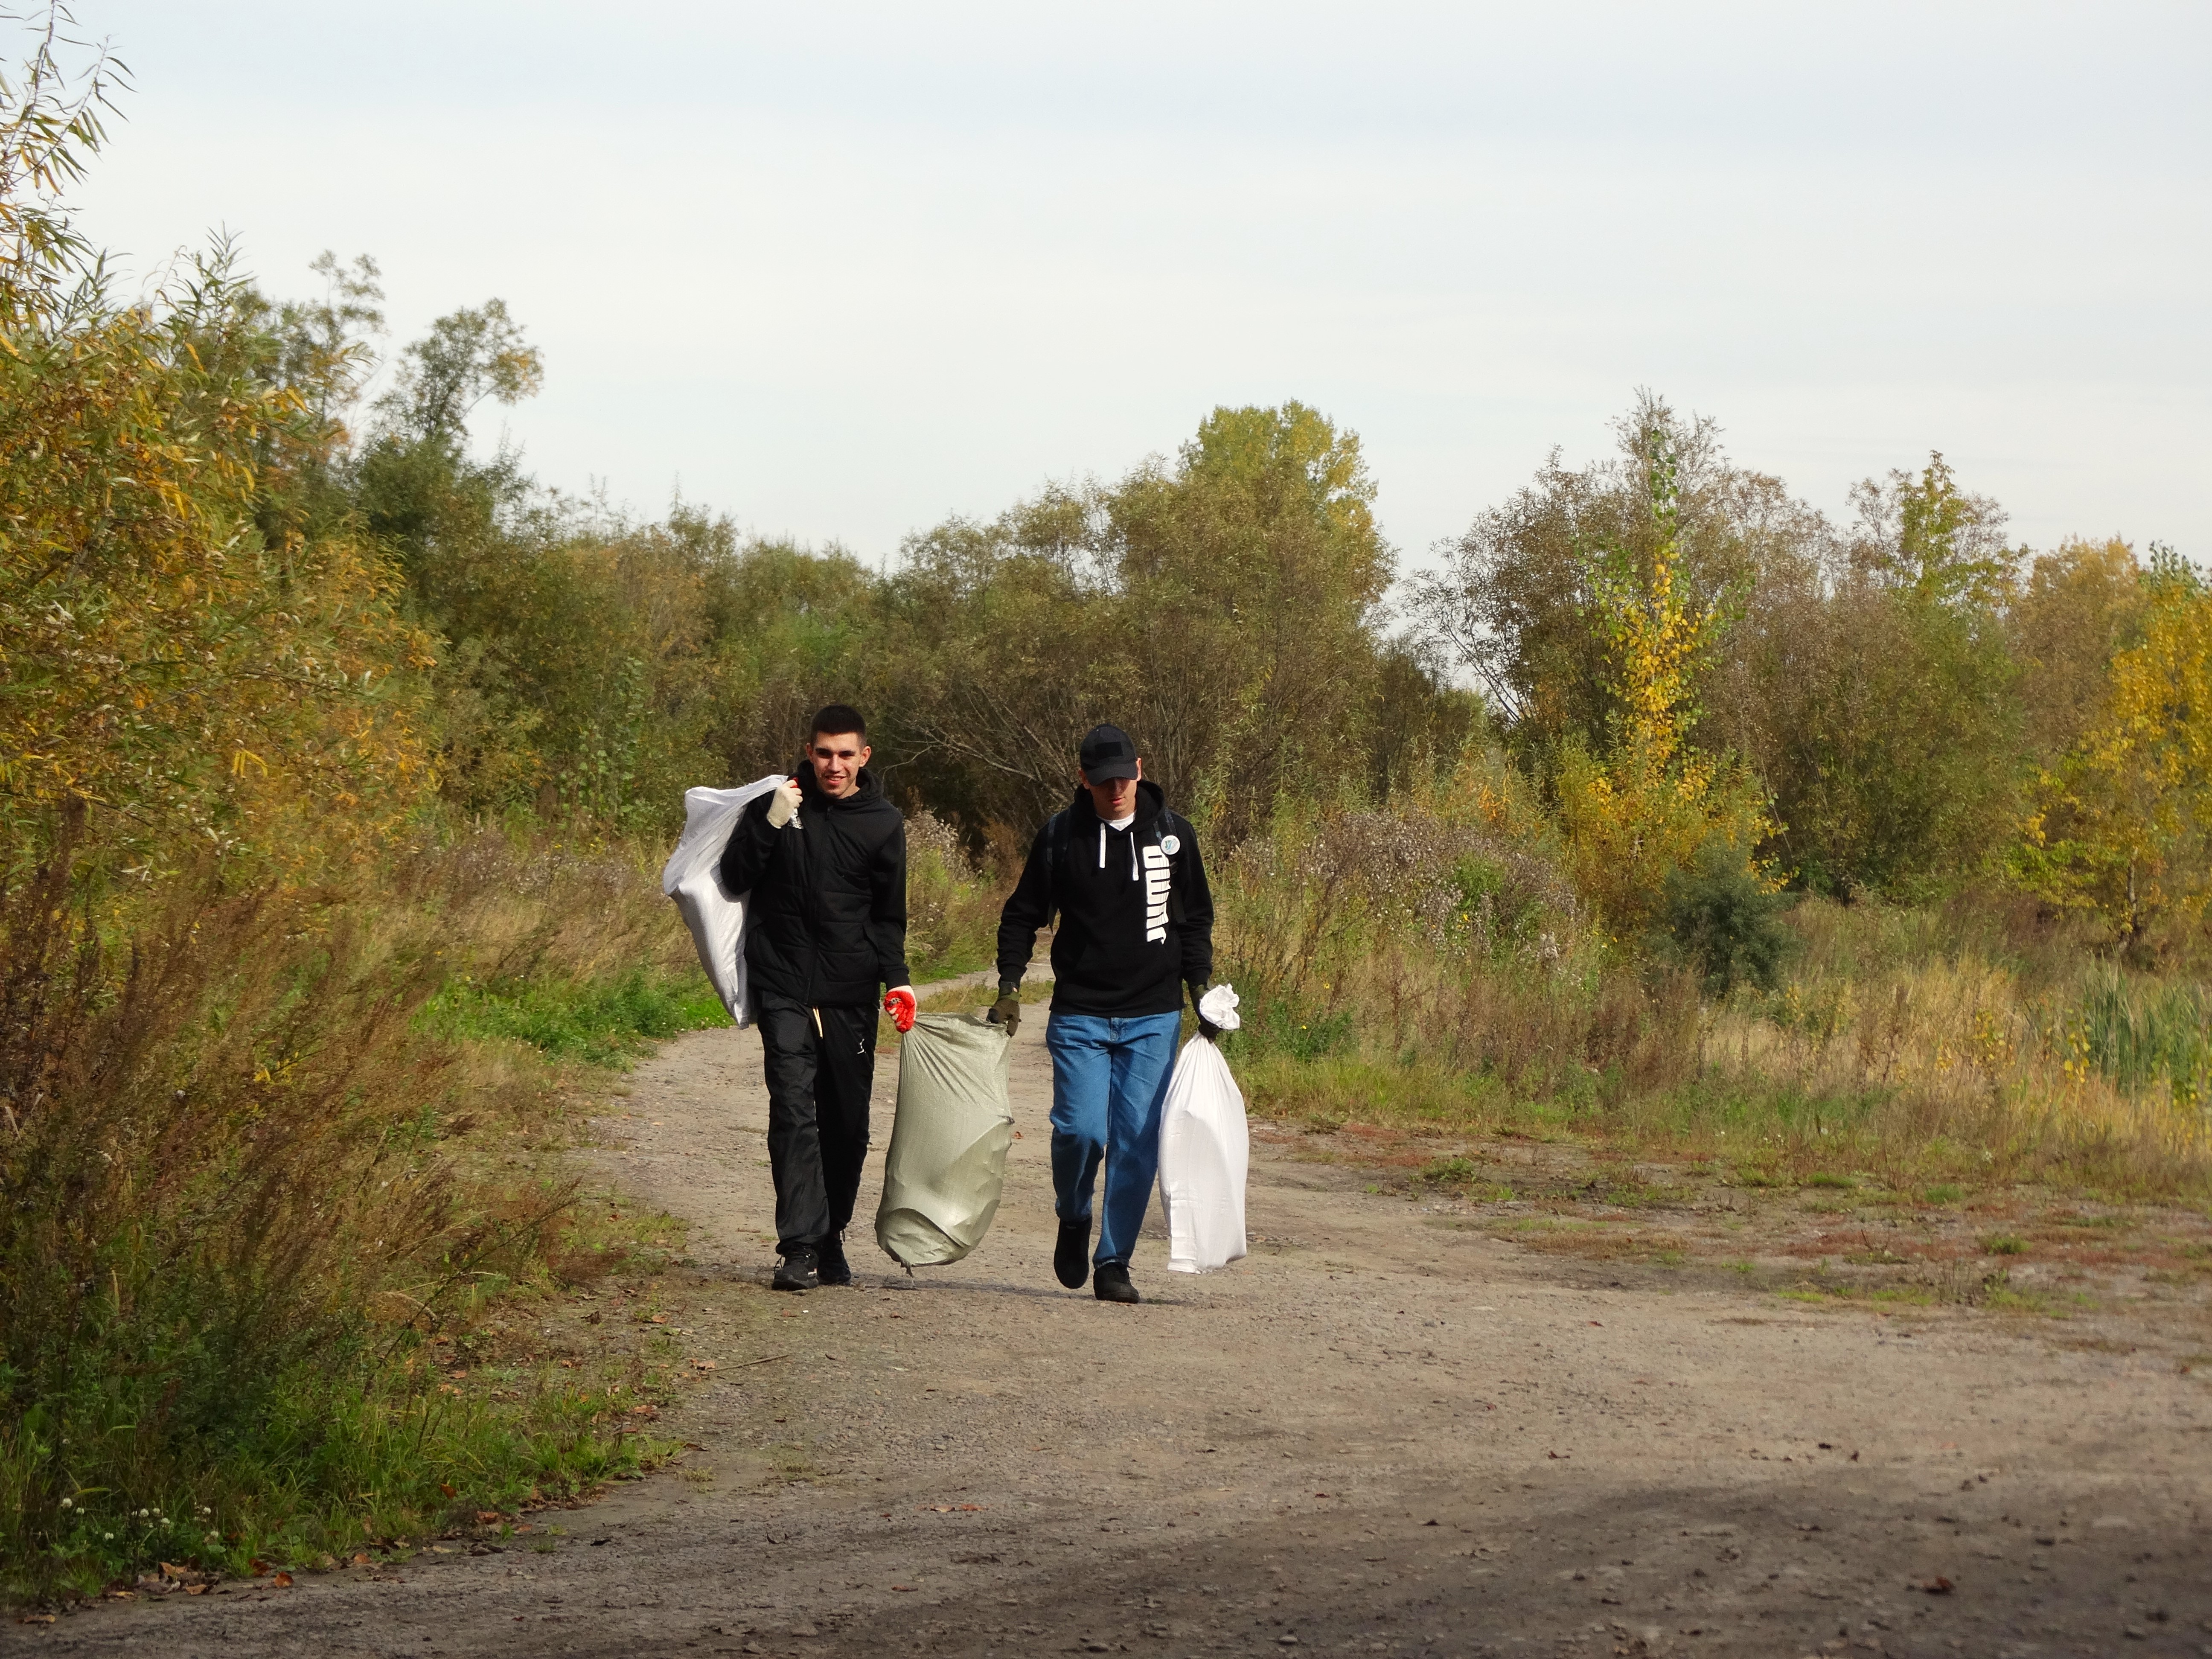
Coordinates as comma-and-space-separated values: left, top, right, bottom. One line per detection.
1869, 1285, 1938, 1306
419, 966, 727, 1066
1921, 1183, 1966, 1205
1241, 1054, 1522, 1133
3, 1319, 672, 1604
1229, 998, 1359, 1063
1981, 1233, 2028, 1256
1415, 1155, 1515, 1203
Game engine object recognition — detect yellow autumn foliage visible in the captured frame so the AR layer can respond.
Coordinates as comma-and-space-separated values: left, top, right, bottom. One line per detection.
1551, 430, 1773, 931
0, 280, 439, 879
2018, 560, 2212, 945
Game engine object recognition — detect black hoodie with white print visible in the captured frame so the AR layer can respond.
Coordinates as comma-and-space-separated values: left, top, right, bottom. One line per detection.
995, 778, 1214, 1018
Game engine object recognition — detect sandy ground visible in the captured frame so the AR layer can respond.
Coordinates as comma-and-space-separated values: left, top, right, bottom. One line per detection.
26, 1006, 2212, 1659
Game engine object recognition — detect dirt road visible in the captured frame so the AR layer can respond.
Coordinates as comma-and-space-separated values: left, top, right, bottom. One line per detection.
32, 1010, 2212, 1659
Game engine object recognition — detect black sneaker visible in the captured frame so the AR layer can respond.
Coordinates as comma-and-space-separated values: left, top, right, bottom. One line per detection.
1094, 1262, 1140, 1304
773, 1246, 819, 1293
1054, 1217, 1092, 1289
817, 1234, 853, 1286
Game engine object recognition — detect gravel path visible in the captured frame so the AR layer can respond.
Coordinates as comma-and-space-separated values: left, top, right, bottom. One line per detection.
32, 1009, 2212, 1659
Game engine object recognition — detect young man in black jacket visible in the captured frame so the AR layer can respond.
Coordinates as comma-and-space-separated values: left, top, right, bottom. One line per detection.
992, 724, 1214, 1304
719, 704, 915, 1292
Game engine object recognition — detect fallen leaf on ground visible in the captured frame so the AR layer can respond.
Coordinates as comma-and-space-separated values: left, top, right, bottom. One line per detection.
1918, 1576, 1954, 1594
271, 1572, 294, 1588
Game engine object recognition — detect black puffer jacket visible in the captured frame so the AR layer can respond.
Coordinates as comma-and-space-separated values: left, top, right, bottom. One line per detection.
719, 765, 910, 1007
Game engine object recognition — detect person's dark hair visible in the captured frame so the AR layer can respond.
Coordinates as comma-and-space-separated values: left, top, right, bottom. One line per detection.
809, 703, 867, 742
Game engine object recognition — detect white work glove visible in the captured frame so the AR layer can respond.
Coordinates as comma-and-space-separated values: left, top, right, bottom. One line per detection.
1198, 983, 1241, 1033
765, 777, 802, 829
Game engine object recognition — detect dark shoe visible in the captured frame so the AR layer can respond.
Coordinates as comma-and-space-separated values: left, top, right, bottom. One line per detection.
1054, 1217, 1092, 1289
1094, 1262, 1140, 1304
817, 1234, 853, 1286
773, 1246, 819, 1292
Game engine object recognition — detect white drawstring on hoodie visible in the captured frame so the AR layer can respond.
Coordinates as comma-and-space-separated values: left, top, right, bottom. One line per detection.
1100, 813, 1138, 877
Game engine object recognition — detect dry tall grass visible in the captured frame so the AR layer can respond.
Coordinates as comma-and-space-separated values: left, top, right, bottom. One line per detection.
0, 824, 711, 1601
1211, 781, 2211, 1199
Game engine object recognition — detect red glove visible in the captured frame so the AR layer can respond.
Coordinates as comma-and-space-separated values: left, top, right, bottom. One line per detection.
883, 986, 917, 1033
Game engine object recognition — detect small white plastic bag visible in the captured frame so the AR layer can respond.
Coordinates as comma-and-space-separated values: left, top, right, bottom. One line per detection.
1198, 983, 1242, 1031
1157, 1002, 1249, 1274
659, 774, 787, 1026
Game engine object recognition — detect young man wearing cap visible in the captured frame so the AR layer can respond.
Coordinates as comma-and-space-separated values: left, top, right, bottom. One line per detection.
991, 724, 1216, 1304
720, 704, 917, 1293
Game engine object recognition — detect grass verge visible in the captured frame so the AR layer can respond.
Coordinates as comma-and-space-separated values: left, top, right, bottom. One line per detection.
0, 830, 729, 1608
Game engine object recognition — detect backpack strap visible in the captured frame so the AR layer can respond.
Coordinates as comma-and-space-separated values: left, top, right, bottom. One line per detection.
1045, 809, 1072, 923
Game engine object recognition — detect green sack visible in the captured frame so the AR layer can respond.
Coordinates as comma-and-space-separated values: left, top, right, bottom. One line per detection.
875, 1012, 1016, 1269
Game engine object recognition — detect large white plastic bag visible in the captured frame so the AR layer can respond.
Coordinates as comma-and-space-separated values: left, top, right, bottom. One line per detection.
1158, 1033, 1249, 1274
876, 1013, 1016, 1268
660, 774, 787, 1026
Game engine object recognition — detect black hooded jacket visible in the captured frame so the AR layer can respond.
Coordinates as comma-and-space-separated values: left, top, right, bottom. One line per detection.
995, 779, 1214, 1019
719, 765, 911, 1008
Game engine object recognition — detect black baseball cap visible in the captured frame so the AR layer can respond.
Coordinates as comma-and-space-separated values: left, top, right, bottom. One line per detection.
1078, 723, 1140, 782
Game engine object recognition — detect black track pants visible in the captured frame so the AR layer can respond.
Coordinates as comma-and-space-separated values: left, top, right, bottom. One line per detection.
757, 994, 877, 1254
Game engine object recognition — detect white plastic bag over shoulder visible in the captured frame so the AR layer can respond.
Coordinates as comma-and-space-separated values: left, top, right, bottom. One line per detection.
1157, 1023, 1249, 1275
660, 774, 788, 1027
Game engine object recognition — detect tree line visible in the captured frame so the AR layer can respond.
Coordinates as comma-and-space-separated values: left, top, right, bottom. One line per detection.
3, 43, 2205, 964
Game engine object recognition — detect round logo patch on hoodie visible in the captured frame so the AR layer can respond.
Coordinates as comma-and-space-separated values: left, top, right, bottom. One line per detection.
1160, 834, 1180, 855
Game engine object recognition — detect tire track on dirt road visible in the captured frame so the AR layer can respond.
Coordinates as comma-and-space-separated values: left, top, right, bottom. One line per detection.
35, 1010, 2212, 1658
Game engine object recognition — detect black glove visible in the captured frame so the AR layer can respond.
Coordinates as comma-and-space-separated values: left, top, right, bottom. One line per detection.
1190, 981, 1221, 1042
987, 981, 1022, 1037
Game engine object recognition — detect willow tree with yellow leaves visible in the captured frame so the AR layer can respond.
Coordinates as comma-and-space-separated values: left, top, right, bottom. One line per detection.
1548, 417, 1774, 932
0, 20, 435, 881
2017, 549, 2212, 955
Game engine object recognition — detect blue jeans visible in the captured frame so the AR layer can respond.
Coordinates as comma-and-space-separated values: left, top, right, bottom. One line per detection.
1045, 1010, 1182, 1267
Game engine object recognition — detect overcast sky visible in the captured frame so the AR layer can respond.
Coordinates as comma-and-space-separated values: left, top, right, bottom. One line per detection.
55, 1, 2212, 570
